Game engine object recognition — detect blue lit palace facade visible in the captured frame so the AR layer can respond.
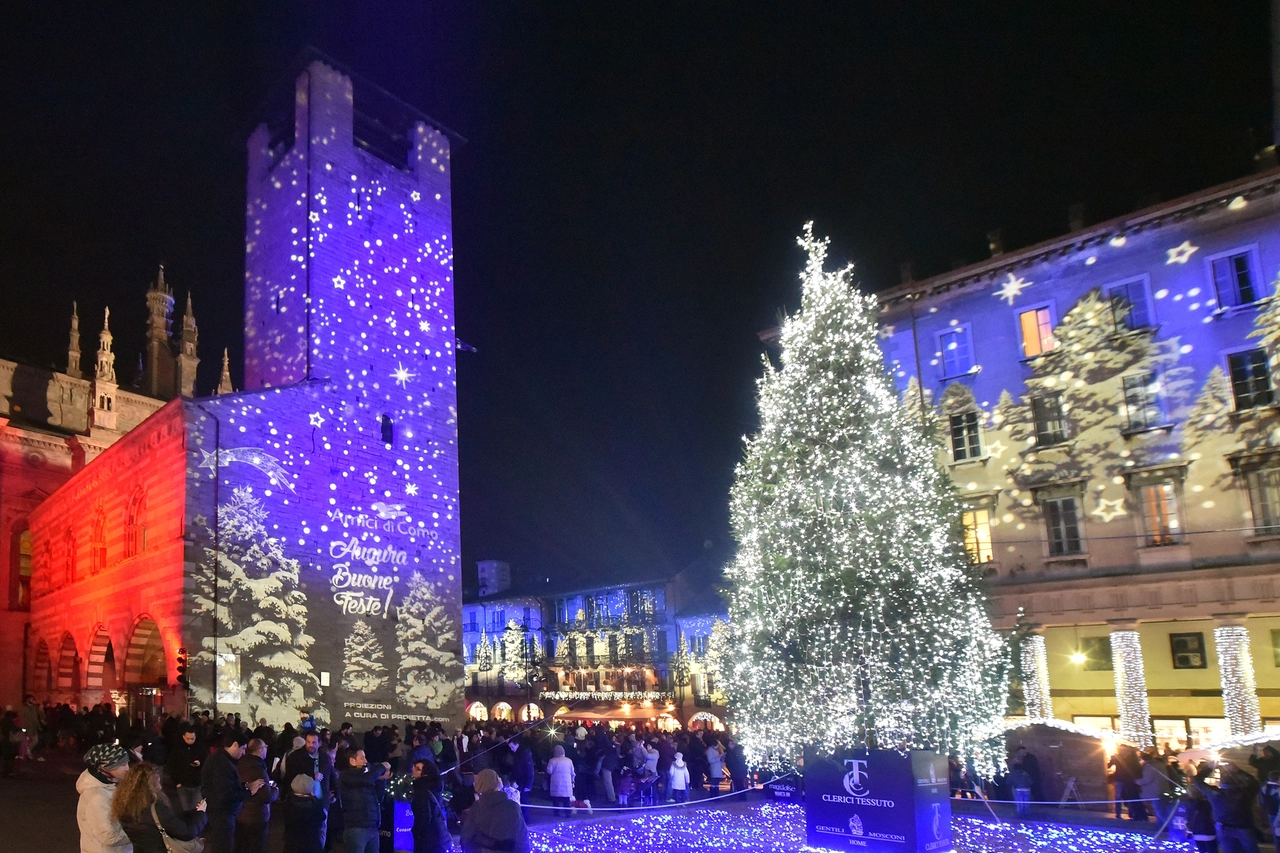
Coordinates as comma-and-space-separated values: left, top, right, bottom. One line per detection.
878, 167, 1280, 749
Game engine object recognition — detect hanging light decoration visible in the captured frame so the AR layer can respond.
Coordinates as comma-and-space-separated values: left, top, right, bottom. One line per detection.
1020, 634, 1053, 721
1214, 624, 1261, 736
1109, 629, 1153, 748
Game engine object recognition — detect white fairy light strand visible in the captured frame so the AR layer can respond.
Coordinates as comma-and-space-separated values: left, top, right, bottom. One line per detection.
1109, 630, 1153, 748
1020, 634, 1053, 721
1214, 624, 1261, 737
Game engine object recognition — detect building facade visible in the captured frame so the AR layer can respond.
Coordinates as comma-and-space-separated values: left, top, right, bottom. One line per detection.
0, 270, 203, 708
460, 564, 728, 731
877, 167, 1280, 749
20, 60, 466, 727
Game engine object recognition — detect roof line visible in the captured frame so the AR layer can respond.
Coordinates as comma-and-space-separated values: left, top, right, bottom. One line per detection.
877, 166, 1280, 308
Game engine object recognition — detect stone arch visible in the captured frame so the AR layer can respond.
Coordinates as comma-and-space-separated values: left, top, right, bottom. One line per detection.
85, 626, 117, 691
123, 616, 166, 685
56, 632, 81, 691
491, 701, 513, 722
465, 701, 488, 721
29, 638, 52, 694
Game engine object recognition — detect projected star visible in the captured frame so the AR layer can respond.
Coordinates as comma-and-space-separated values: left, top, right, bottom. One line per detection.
308, 412, 325, 428
410, 190, 421, 202
1091, 497, 1128, 523
392, 362, 415, 388
1166, 241, 1199, 265
993, 273, 1033, 305
332, 275, 346, 290
308, 211, 320, 223
986, 440, 1007, 459
419, 320, 431, 332
405, 483, 419, 497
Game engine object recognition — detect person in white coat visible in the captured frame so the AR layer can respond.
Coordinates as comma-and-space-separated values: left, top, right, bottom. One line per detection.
668, 752, 691, 804
77, 743, 134, 853
547, 744, 576, 817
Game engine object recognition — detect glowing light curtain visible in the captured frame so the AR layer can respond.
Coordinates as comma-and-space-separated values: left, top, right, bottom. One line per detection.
1214, 623, 1261, 736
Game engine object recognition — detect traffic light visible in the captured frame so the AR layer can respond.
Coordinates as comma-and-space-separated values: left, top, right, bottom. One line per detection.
176, 647, 188, 687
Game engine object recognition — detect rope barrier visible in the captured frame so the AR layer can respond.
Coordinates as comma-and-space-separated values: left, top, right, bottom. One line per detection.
517, 775, 795, 813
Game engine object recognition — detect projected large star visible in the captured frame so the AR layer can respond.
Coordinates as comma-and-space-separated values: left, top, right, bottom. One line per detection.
1166, 241, 1199, 265
993, 274, 1033, 305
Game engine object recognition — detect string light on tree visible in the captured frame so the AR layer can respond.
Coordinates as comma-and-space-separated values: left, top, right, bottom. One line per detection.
1214, 622, 1261, 736
723, 223, 1009, 773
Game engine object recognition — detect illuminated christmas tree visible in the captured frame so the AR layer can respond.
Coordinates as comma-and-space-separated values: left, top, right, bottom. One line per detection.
395, 571, 464, 708
476, 629, 494, 671
341, 620, 389, 693
723, 224, 1008, 770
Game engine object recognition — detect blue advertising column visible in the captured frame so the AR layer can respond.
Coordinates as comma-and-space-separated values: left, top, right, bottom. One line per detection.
804, 749, 951, 853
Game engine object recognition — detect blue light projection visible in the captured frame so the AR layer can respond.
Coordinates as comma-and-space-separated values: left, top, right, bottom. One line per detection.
527, 805, 1193, 853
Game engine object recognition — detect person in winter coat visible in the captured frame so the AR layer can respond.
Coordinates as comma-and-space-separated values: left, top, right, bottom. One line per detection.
236, 738, 280, 853
724, 739, 748, 801
113, 762, 208, 853
460, 769, 530, 853
643, 742, 659, 777
411, 760, 452, 853
1138, 751, 1173, 824
77, 743, 135, 853
165, 726, 205, 811
595, 737, 619, 805
1195, 762, 1261, 853
282, 774, 327, 853
547, 745, 576, 817
336, 749, 391, 853
509, 738, 536, 808
668, 752, 691, 804
1185, 782, 1220, 853
655, 737, 676, 801
202, 733, 265, 853
706, 740, 725, 792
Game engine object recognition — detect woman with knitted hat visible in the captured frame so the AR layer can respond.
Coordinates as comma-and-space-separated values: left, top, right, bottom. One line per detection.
77, 743, 133, 853
459, 769, 529, 853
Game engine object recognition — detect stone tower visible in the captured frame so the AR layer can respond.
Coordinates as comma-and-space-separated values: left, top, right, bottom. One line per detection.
175, 293, 199, 397
66, 302, 81, 379
142, 264, 176, 399
93, 308, 117, 430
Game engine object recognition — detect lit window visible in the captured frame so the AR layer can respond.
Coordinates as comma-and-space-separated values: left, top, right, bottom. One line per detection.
961, 509, 993, 564
938, 326, 974, 377
1019, 307, 1055, 357
1211, 250, 1261, 308
1228, 349, 1273, 411
1106, 278, 1154, 330
13, 528, 32, 611
949, 412, 982, 461
1246, 468, 1280, 536
1138, 482, 1182, 545
1042, 496, 1082, 556
1031, 394, 1068, 445
1123, 373, 1164, 432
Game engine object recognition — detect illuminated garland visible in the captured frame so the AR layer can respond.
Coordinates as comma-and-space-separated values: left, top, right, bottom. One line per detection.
1020, 634, 1052, 721
723, 224, 1009, 772
1108, 630, 1153, 748
1214, 624, 1261, 736
539, 691, 674, 702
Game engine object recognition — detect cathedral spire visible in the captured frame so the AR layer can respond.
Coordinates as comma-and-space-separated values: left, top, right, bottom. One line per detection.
216, 348, 234, 395
96, 307, 116, 383
67, 301, 82, 379
176, 292, 200, 397
143, 262, 176, 399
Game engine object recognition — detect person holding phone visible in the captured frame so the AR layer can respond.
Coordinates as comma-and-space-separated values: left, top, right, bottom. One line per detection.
336, 749, 391, 853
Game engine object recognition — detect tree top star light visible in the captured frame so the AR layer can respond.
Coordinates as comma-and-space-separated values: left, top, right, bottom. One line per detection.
723, 224, 1009, 771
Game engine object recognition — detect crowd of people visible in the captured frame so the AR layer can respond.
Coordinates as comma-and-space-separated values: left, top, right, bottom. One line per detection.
3, 694, 756, 853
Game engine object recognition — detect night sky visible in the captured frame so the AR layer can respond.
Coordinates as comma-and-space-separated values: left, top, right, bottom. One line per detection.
0, 3, 1271, 589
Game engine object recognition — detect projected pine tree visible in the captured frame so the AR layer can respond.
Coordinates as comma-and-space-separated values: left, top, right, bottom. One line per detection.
395, 571, 463, 708
724, 224, 1008, 769
342, 620, 388, 693
191, 486, 326, 725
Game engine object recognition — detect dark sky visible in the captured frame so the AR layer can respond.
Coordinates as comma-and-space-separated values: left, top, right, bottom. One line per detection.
0, 2, 1271, 589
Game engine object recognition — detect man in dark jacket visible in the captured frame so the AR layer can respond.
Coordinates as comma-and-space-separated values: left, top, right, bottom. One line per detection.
166, 726, 205, 811
236, 738, 279, 853
202, 732, 265, 853
656, 735, 676, 801
1195, 762, 1261, 853
336, 749, 390, 853
724, 739, 749, 800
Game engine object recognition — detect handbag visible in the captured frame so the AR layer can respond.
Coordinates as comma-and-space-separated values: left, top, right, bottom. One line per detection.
150, 803, 205, 853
